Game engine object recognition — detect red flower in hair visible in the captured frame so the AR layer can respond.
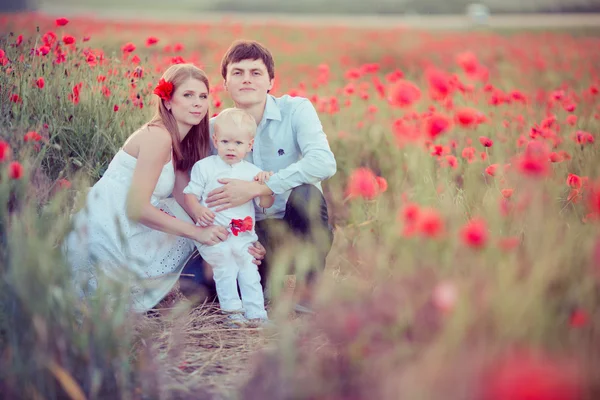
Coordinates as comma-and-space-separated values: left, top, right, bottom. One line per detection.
153, 79, 174, 101
230, 216, 253, 236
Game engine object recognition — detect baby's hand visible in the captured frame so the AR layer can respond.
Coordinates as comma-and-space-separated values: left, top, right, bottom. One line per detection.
195, 205, 215, 227
254, 171, 274, 184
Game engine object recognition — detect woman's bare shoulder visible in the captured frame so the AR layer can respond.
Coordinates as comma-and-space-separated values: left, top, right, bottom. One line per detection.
123, 123, 172, 156
138, 123, 171, 141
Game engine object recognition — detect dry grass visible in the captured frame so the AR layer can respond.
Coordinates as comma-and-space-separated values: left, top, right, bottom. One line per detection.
140, 277, 300, 399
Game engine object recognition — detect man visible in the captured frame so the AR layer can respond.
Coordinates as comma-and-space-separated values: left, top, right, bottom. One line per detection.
180, 40, 336, 313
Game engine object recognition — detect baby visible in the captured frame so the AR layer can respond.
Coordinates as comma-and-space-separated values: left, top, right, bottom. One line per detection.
183, 108, 274, 326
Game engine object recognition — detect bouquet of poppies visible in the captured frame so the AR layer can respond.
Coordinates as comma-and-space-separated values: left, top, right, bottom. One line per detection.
229, 216, 253, 236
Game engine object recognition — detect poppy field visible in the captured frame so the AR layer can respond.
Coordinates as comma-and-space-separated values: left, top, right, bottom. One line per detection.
1, 11, 600, 400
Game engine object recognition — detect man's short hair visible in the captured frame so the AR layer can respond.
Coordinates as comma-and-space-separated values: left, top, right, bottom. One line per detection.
213, 108, 257, 138
220, 40, 275, 81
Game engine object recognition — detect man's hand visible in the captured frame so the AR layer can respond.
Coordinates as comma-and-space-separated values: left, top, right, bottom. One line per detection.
254, 171, 274, 185
205, 179, 255, 212
248, 241, 266, 265
206, 179, 272, 212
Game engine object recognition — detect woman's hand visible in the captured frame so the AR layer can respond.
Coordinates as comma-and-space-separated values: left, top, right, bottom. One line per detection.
248, 241, 266, 265
192, 225, 229, 246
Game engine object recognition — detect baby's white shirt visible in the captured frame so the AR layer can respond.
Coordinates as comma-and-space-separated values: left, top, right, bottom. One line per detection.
183, 155, 263, 230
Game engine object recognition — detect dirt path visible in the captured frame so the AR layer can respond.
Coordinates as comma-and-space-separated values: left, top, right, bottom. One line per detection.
36, 7, 600, 30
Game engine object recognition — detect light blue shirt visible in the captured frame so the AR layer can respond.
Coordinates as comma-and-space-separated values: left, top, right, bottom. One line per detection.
210, 94, 337, 221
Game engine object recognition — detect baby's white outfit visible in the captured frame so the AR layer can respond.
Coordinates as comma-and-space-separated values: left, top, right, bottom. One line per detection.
183, 155, 267, 320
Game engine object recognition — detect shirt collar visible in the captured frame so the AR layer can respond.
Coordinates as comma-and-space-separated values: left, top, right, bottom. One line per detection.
215, 155, 244, 169
263, 95, 282, 122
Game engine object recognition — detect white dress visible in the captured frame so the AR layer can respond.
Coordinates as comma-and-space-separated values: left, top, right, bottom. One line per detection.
63, 149, 195, 312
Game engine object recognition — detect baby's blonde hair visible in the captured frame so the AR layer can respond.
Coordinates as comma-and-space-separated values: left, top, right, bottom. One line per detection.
213, 108, 257, 138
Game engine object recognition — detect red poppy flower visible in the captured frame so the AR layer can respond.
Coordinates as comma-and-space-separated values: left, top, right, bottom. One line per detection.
398, 202, 421, 237
501, 189, 514, 198
146, 36, 159, 46
569, 309, 588, 328
566, 115, 577, 126
549, 152, 562, 163
0, 140, 10, 162
387, 80, 421, 108
9, 161, 23, 179
455, 107, 481, 128
479, 136, 494, 147
418, 208, 445, 238
153, 78, 174, 101
24, 131, 42, 142
346, 168, 377, 200
426, 68, 453, 99
385, 69, 404, 83
37, 45, 50, 56
68, 83, 82, 105
57, 178, 71, 189
482, 350, 582, 400
424, 113, 452, 141
485, 164, 499, 177
375, 176, 388, 193
445, 155, 458, 169
62, 35, 75, 45
455, 51, 480, 76
101, 85, 111, 98
566, 174, 582, 189
516, 141, 550, 178
36, 77, 45, 89
55, 18, 69, 26
460, 218, 489, 249
230, 216, 253, 236
121, 42, 136, 53
572, 130, 594, 145
462, 146, 476, 163
587, 181, 600, 217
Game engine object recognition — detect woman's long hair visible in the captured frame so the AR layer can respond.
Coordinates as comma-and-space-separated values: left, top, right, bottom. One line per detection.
149, 64, 211, 171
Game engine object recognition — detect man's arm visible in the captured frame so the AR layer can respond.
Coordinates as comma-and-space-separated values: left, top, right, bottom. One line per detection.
265, 99, 337, 195
205, 99, 336, 211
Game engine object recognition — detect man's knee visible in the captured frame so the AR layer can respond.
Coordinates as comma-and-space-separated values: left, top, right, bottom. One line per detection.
289, 184, 323, 207
286, 184, 333, 250
287, 184, 329, 223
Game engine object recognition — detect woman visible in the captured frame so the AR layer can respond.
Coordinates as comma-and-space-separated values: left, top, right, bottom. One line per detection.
64, 64, 243, 312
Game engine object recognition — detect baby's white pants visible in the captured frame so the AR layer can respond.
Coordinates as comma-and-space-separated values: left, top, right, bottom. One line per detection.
197, 232, 267, 319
